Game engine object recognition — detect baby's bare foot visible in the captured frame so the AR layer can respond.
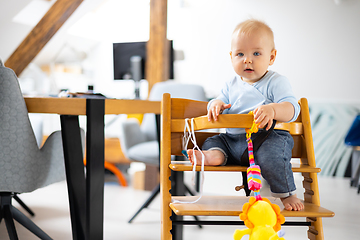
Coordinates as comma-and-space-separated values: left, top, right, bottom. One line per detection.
281, 194, 304, 211
187, 149, 225, 166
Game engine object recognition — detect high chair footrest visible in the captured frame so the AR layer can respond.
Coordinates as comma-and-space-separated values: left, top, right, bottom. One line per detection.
170, 196, 334, 218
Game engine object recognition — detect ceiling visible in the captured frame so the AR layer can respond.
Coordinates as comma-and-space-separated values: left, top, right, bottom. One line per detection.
0, 0, 151, 67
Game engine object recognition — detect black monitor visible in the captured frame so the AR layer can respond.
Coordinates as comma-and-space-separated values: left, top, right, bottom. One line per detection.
113, 41, 174, 81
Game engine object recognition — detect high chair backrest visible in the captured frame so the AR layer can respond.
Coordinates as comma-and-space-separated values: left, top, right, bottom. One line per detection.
165, 95, 309, 162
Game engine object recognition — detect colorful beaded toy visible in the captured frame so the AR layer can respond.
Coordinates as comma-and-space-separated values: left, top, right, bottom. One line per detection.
245, 112, 262, 200
233, 112, 286, 240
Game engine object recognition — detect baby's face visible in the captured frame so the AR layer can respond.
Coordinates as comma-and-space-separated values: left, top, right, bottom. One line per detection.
230, 30, 276, 84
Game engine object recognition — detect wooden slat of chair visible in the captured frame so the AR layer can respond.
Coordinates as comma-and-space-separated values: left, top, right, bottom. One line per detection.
171, 115, 303, 134
169, 161, 321, 173
170, 196, 334, 218
160, 94, 334, 240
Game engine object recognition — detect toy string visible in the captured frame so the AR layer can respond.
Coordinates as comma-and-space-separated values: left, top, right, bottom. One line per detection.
245, 112, 262, 201
174, 118, 204, 204
179, 113, 262, 203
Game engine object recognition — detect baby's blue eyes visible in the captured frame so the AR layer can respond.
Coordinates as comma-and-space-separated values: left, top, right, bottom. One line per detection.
236, 52, 260, 57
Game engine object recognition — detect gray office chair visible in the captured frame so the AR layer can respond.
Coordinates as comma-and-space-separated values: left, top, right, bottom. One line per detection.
13, 114, 45, 217
119, 81, 207, 223
0, 59, 67, 240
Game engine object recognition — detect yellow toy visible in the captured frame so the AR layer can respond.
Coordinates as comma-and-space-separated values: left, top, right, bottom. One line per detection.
234, 113, 285, 240
233, 197, 285, 240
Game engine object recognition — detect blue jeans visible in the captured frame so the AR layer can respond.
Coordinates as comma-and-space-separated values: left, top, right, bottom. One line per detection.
202, 130, 296, 198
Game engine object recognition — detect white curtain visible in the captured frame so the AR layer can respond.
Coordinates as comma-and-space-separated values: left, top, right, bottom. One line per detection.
309, 102, 360, 176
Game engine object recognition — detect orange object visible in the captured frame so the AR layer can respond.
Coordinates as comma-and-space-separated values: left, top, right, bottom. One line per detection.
104, 161, 128, 187
127, 114, 144, 124
82, 137, 129, 186
83, 158, 128, 187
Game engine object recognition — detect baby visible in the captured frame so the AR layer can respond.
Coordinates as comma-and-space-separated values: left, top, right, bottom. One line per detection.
187, 19, 304, 211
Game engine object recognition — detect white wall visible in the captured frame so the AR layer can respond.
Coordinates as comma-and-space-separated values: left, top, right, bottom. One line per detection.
166, 0, 360, 103
1, 0, 359, 103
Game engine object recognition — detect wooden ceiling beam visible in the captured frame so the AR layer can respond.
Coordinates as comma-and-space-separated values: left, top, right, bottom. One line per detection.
5, 0, 83, 76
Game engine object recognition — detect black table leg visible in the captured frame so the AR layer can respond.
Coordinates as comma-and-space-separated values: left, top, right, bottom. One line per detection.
171, 170, 184, 240
60, 115, 86, 240
86, 99, 105, 240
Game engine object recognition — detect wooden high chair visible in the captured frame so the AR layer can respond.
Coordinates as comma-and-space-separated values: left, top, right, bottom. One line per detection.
160, 93, 334, 240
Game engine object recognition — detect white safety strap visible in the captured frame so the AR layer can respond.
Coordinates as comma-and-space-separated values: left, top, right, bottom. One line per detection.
173, 118, 204, 204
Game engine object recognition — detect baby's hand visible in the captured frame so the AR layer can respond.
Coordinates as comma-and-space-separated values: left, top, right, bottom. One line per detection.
207, 100, 231, 121
253, 105, 275, 130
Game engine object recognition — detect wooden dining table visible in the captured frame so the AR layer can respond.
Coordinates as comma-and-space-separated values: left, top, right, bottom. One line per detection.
24, 97, 160, 240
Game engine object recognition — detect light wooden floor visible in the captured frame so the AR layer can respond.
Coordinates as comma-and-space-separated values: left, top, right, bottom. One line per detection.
0, 174, 359, 239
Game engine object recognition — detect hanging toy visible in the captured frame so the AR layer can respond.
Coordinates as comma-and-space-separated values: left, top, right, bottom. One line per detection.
245, 117, 262, 200
233, 112, 285, 240
234, 197, 285, 240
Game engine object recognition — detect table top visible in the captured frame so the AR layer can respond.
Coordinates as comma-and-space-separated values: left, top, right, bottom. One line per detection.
24, 97, 161, 115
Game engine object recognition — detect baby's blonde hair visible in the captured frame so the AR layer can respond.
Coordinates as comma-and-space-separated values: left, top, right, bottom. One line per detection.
232, 19, 275, 50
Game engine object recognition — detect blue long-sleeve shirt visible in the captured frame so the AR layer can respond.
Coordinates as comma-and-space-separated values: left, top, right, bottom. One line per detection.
208, 70, 300, 134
